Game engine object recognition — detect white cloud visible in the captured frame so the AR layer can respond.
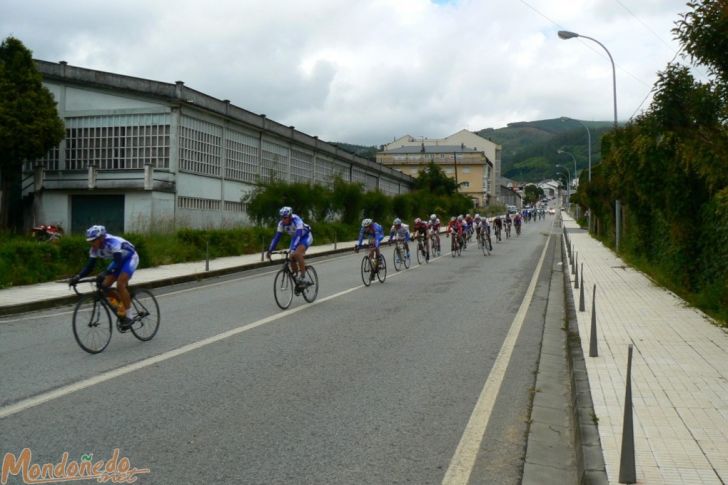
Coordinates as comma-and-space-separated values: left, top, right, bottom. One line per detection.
1, 0, 698, 144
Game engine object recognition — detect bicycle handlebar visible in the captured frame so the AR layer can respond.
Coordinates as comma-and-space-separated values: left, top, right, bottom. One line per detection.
67, 276, 98, 296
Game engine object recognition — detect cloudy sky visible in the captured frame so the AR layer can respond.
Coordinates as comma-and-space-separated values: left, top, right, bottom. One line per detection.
1, 0, 702, 145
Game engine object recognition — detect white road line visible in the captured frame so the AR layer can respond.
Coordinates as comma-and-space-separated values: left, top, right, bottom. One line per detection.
0, 253, 355, 324
441, 228, 553, 485
0, 253, 417, 420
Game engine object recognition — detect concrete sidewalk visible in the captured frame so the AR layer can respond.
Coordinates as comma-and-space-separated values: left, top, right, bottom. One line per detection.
0, 239, 359, 316
563, 214, 728, 484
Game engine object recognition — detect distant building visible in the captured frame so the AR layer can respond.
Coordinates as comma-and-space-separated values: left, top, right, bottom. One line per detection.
377, 130, 502, 207
24, 60, 412, 234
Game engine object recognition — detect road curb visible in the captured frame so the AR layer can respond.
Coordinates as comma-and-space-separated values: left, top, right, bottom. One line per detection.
562, 229, 608, 484
0, 246, 354, 317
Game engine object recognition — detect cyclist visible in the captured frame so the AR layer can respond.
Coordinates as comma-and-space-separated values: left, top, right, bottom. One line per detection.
464, 214, 474, 241
388, 218, 411, 259
446, 216, 464, 252
266, 206, 313, 288
513, 212, 523, 235
473, 214, 492, 251
428, 214, 441, 254
493, 214, 503, 242
411, 217, 430, 261
503, 214, 512, 238
356, 218, 385, 280
69, 225, 139, 328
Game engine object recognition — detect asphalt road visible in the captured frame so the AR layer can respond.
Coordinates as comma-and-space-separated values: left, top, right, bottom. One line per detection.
1, 215, 558, 485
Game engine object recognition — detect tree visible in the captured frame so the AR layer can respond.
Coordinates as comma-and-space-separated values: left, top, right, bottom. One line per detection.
413, 162, 459, 196
0, 37, 64, 230
523, 185, 544, 205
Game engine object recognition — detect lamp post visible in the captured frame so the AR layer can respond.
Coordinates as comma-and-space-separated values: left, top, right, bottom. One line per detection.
556, 164, 571, 211
558, 30, 618, 128
559, 30, 618, 241
560, 117, 591, 182
557, 149, 578, 182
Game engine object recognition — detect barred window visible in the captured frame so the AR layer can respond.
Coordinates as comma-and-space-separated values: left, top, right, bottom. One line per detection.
366, 174, 378, 191
27, 145, 60, 172
379, 177, 400, 196
291, 149, 313, 183
224, 200, 246, 212
177, 196, 221, 211
351, 166, 368, 187
261, 139, 289, 181
315, 157, 334, 185
226, 130, 258, 182
179, 117, 222, 177
62, 114, 171, 170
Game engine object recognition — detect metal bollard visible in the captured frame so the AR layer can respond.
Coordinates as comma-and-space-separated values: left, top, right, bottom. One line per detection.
205, 240, 210, 272
572, 248, 576, 275
574, 252, 579, 284
334, 232, 337, 251
579, 269, 585, 312
589, 284, 598, 357
619, 344, 636, 483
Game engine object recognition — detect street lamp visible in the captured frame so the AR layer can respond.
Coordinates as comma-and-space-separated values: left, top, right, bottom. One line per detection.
560, 117, 591, 182
558, 30, 618, 129
557, 149, 578, 182
556, 164, 572, 209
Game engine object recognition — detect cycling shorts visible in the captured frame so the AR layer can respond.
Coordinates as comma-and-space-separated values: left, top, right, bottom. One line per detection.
293, 232, 313, 251
107, 252, 139, 277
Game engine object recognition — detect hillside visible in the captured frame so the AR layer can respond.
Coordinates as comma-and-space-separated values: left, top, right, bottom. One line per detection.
476, 118, 614, 182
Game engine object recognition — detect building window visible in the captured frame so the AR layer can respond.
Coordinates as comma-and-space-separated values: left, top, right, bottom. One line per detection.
62, 114, 171, 171
261, 139, 289, 181
461, 181, 470, 188
445, 168, 454, 174
178, 196, 221, 211
462, 167, 471, 174
179, 116, 222, 177
226, 130, 259, 182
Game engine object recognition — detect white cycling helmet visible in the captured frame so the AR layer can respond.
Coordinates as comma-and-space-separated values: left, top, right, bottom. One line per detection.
279, 206, 292, 217
430, 214, 436, 221
474, 214, 481, 220
393, 218, 402, 226
450, 216, 456, 222
361, 218, 373, 228
457, 215, 463, 221
85, 225, 106, 241
414, 217, 422, 224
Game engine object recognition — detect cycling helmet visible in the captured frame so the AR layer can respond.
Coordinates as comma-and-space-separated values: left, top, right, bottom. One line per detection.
279, 206, 293, 217
474, 214, 481, 220
361, 218, 373, 228
393, 217, 401, 226
85, 225, 106, 241
450, 216, 456, 222
430, 214, 437, 221
457, 215, 463, 221
414, 217, 422, 224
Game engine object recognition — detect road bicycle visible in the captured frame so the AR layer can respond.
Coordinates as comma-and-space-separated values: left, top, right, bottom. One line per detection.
70, 277, 160, 354
358, 243, 387, 286
515, 223, 522, 236
449, 232, 462, 257
415, 234, 429, 264
271, 250, 319, 309
505, 221, 511, 239
391, 238, 411, 271
477, 228, 492, 256
430, 232, 441, 258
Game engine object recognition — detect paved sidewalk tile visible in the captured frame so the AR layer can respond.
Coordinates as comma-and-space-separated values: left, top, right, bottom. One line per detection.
562, 215, 728, 484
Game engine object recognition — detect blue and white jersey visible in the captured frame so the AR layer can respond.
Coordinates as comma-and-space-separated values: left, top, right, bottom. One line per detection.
357, 223, 384, 248
269, 214, 312, 251
389, 223, 410, 241
89, 234, 136, 260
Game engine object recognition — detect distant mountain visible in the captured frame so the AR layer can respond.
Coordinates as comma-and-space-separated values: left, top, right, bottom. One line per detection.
476, 118, 614, 182
331, 118, 615, 183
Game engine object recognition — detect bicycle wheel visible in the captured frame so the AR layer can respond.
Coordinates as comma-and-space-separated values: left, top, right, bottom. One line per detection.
404, 249, 411, 268
129, 288, 161, 341
361, 256, 373, 287
301, 266, 319, 303
416, 244, 424, 264
393, 247, 402, 271
274, 269, 295, 309
376, 254, 387, 283
451, 238, 457, 257
482, 236, 490, 256
72, 295, 112, 354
